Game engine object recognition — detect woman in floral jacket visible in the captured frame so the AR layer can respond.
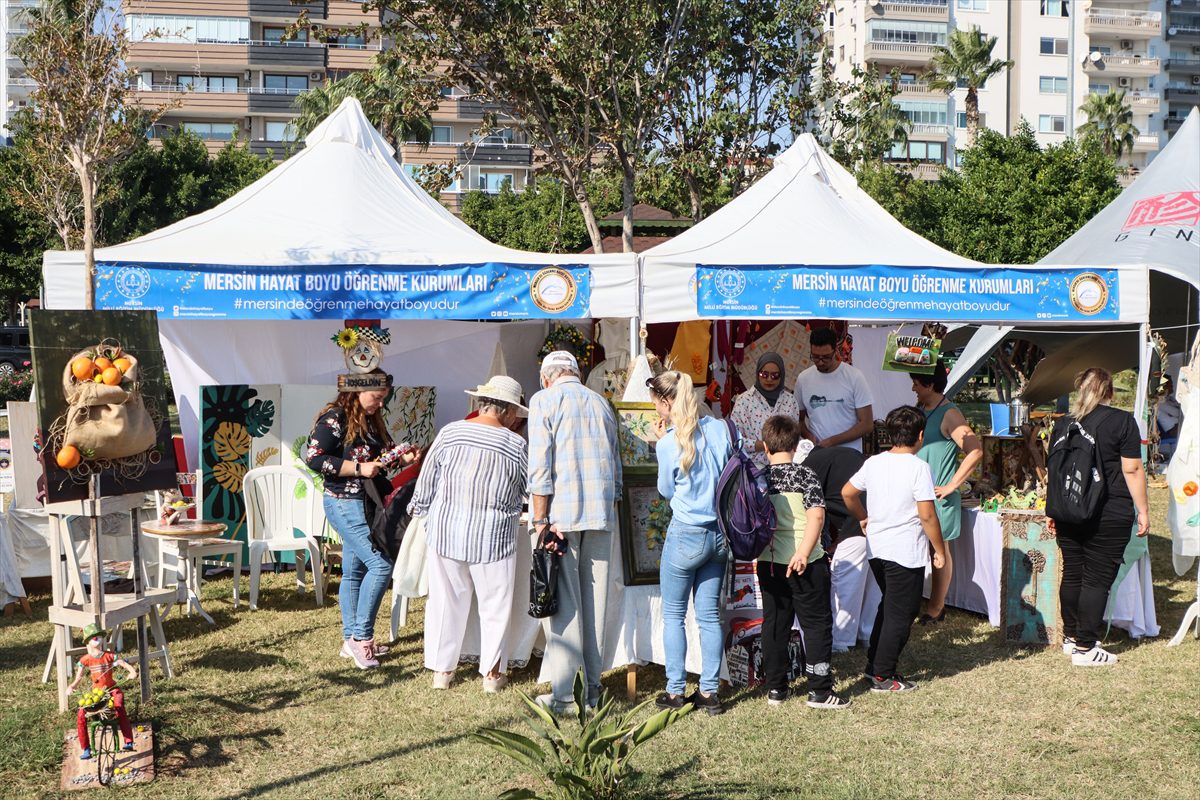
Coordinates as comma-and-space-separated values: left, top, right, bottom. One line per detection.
305, 369, 416, 669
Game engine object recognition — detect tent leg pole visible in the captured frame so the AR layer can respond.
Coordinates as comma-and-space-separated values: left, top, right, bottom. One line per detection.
630, 316, 641, 358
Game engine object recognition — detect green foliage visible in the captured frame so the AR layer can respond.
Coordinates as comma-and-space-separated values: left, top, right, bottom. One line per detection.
820, 66, 911, 168
472, 669, 690, 800
1077, 91, 1139, 158
292, 60, 434, 149
924, 27, 1012, 146
0, 369, 35, 404
858, 122, 1122, 264
0, 149, 55, 314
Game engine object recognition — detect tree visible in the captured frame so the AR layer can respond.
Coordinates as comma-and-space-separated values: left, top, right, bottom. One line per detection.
0, 149, 55, 318
12, 0, 169, 309
292, 61, 434, 150
1077, 91, 1139, 159
924, 26, 1012, 147
819, 66, 911, 168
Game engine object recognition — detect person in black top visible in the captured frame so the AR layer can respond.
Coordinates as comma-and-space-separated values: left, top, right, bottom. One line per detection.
801, 446, 868, 553
1047, 367, 1150, 667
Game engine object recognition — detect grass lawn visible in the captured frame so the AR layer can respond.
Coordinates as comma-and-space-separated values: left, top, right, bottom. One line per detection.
2, 486, 1197, 800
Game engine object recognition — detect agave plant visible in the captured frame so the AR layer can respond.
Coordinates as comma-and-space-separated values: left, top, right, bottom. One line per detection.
473, 669, 690, 800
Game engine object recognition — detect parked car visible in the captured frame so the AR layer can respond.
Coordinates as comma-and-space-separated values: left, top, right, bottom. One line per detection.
0, 327, 31, 374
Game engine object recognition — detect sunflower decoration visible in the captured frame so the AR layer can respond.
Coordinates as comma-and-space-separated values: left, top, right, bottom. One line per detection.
333, 328, 360, 350
537, 325, 595, 369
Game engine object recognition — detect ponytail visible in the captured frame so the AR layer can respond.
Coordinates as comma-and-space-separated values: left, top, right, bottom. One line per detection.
1071, 367, 1113, 419
648, 370, 702, 474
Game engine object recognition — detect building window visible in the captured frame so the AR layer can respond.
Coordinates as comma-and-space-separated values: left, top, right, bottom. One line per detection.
178, 75, 239, 93
264, 121, 296, 142
867, 20, 948, 46
479, 128, 514, 145
479, 173, 514, 193
431, 126, 452, 143
328, 33, 366, 49
1040, 0, 1069, 18
956, 0, 987, 11
887, 140, 946, 163
126, 15, 249, 45
263, 74, 309, 93
956, 111, 987, 128
1039, 76, 1068, 94
182, 122, 237, 141
1040, 37, 1068, 55
1091, 83, 1111, 95
897, 99, 948, 126
1038, 114, 1066, 133
136, 71, 153, 90
263, 26, 307, 46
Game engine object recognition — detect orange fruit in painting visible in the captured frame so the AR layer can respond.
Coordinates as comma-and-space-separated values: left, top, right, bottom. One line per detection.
71, 358, 95, 381
94, 357, 113, 372
113, 357, 133, 374
101, 367, 122, 386
56, 446, 81, 470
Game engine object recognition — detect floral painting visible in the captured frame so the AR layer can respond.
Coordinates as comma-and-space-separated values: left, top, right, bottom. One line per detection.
613, 401, 660, 473
387, 386, 437, 449
619, 475, 672, 586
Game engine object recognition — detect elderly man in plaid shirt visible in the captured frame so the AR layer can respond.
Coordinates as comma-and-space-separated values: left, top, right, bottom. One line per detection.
529, 350, 622, 713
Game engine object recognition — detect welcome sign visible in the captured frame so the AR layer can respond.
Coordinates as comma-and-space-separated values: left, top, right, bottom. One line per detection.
95, 261, 591, 320
696, 264, 1121, 322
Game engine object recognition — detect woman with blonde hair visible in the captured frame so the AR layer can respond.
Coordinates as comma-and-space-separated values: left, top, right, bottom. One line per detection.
1047, 367, 1149, 667
648, 370, 733, 715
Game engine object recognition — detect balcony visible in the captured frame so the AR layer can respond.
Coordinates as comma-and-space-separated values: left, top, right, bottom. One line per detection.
398, 140, 534, 168
124, 1, 323, 16
327, 0, 381, 25
1165, 116, 1187, 131
437, 96, 513, 121
1125, 91, 1162, 112
326, 43, 381, 72
1165, 86, 1200, 104
902, 162, 944, 181
1166, 17, 1200, 40
132, 85, 304, 116
1166, 57, 1200, 74
864, 1, 949, 22
1084, 8, 1163, 38
864, 41, 941, 64
896, 81, 948, 97
1131, 134, 1160, 153
909, 123, 950, 139
249, 140, 302, 159
127, 39, 326, 70
1084, 54, 1161, 78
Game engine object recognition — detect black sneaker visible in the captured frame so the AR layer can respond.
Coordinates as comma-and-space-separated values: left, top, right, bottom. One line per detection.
806, 691, 853, 710
687, 690, 725, 716
655, 691, 685, 710
868, 674, 918, 693
766, 688, 790, 707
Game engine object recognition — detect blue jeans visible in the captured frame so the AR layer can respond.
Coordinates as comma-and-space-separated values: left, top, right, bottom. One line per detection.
323, 495, 392, 641
660, 521, 727, 695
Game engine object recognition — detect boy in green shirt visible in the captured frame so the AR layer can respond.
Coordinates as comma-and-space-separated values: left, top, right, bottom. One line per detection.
758, 415, 851, 709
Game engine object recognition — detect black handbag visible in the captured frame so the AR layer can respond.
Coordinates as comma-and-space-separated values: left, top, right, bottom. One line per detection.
529, 545, 560, 619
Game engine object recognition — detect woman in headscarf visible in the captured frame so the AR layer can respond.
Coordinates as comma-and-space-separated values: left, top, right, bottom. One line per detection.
728, 352, 800, 468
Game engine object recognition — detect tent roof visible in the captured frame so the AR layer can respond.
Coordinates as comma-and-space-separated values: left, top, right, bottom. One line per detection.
1040, 107, 1199, 290
642, 134, 976, 267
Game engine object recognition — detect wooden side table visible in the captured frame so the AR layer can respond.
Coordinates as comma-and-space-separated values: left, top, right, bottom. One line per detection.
140, 521, 235, 626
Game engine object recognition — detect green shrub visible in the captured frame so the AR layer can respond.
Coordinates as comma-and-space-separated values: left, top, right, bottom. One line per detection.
0, 369, 33, 404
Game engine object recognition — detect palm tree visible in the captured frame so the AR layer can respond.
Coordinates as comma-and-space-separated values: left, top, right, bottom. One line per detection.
293, 63, 433, 149
924, 27, 1013, 147
1077, 91, 1139, 159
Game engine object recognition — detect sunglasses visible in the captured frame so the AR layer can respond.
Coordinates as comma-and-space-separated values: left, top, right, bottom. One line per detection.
757, 370, 781, 379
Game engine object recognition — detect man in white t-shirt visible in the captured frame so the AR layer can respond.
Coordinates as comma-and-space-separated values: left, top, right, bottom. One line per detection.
795, 328, 874, 452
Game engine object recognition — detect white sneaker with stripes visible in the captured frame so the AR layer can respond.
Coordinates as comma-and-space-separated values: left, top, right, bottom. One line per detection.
1061, 636, 1076, 655
1071, 645, 1118, 667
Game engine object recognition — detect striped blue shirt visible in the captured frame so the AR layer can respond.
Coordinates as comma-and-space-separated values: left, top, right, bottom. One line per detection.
408, 421, 528, 563
528, 376, 622, 532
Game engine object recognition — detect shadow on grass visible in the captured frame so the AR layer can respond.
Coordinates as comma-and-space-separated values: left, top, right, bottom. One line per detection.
156, 725, 286, 774
192, 686, 302, 715
190, 648, 287, 672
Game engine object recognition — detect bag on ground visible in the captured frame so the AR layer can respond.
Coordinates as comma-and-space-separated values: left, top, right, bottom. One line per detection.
716, 417, 776, 561
1046, 416, 1107, 525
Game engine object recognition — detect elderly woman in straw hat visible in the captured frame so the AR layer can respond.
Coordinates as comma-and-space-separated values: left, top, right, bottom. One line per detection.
408, 376, 529, 692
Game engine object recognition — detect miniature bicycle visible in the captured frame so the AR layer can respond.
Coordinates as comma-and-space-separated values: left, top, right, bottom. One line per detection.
80, 688, 126, 786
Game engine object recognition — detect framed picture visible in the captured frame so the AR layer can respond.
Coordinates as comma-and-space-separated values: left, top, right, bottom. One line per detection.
613, 401, 660, 474
619, 471, 671, 586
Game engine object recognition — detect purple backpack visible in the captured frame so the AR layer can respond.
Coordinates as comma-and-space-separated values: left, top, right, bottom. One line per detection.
716, 417, 776, 561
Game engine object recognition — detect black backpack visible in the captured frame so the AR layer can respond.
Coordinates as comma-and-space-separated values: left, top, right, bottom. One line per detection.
1046, 416, 1107, 525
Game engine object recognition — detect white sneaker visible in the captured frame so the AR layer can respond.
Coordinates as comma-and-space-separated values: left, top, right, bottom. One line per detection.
432, 671, 454, 690
1071, 645, 1118, 667
1061, 636, 1076, 656
482, 674, 509, 694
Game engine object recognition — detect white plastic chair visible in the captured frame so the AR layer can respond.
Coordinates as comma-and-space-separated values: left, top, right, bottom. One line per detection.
243, 466, 324, 610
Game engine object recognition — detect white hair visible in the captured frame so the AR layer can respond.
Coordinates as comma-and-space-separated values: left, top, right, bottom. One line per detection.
540, 364, 580, 382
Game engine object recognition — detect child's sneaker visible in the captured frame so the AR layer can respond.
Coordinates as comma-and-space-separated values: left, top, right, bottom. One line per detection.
806, 691, 853, 710
766, 688, 790, 706
121, 740, 135, 751
79, 748, 92, 760
1061, 636, 1076, 655
868, 674, 918, 693
1071, 645, 1118, 667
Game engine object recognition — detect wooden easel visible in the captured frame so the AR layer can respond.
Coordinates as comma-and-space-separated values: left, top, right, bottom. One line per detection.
44, 478, 175, 712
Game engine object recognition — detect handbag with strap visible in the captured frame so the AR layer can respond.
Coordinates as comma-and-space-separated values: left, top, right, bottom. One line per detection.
528, 543, 560, 619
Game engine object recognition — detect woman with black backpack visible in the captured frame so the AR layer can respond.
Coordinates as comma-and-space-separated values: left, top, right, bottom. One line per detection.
1047, 368, 1150, 667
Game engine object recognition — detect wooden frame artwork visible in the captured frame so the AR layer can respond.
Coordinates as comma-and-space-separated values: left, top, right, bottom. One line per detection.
618, 471, 671, 586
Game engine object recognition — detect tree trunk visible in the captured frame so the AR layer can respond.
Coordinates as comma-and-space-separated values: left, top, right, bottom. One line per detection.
966, 87, 980, 148
620, 159, 636, 254
568, 177, 604, 254
684, 172, 704, 223
79, 163, 96, 311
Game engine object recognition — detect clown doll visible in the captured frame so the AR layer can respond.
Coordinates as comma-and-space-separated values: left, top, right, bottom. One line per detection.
68, 623, 137, 759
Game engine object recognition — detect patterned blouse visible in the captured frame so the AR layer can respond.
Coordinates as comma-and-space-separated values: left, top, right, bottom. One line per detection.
728, 388, 801, 469
304, 408, 388, 498
764, 462, 826, 565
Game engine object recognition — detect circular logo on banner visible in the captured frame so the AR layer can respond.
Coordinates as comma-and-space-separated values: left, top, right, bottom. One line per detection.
530, 267, 577, 314
714, 268, 747, 300
1069, 272, 1109, 315
114, 266, 151, 301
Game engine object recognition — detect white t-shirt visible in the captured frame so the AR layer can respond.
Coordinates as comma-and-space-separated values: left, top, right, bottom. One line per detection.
848, 451, 936, 569
794, 363, 873, 452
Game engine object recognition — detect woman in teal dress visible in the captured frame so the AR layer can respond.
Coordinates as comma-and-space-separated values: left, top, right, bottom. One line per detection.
912, 361, 983, 624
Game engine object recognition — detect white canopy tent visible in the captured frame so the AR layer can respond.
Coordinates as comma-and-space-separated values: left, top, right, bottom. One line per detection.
946, 107, 1200, 401
41, 98, 639, 466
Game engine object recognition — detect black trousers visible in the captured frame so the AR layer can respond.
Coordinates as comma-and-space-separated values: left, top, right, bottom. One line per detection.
756, 558, 834, 694
865, 558, 925, 679
1057, 511, 1132, 649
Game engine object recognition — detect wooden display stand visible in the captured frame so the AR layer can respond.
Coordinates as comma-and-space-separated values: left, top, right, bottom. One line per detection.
45, 481, 175, 712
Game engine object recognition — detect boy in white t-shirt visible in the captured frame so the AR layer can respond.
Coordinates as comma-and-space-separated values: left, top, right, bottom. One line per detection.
842, 406, 946, 693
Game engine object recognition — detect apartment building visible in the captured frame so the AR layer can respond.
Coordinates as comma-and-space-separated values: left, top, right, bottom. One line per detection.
826, 0, 1189, 177
122, 1, 532, 210
1, 0, 40, 144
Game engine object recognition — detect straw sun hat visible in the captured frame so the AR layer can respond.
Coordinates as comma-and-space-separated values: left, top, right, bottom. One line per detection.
465, 376, 529, 417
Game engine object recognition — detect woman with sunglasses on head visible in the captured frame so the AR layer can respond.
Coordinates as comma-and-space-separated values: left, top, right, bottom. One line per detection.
729, 352, 799, 469
649, 370, 734, 716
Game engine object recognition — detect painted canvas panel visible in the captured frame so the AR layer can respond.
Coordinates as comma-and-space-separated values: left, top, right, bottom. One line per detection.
613, 401, 660, 475
29, 310, 177, 503
1000, 509, 1062, 646
386, 386, 438, 450
619, 474, 671, 586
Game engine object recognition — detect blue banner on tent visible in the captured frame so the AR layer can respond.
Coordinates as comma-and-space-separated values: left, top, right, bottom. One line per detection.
94, 261, 591, 320
696, 264, 1121, 322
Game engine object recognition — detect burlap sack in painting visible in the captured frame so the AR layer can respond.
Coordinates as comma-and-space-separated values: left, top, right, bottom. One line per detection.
61, 350, 157, 460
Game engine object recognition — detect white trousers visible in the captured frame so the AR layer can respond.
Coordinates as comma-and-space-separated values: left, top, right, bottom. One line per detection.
830, 536, 881, 650
424, 549, 516, 675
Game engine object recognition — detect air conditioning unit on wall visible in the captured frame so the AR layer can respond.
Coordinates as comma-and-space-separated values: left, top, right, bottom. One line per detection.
1118, 77, 1132, 88
1120, 40, 1134, 51
310, 72, 324, 82
1192, 75, 1200, 85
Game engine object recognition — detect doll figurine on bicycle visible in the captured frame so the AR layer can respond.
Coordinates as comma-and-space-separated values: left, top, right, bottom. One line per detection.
68, 623, 137, 759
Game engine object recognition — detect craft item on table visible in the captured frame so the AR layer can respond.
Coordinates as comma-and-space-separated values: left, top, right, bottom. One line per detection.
736, 320, 812, 394
618, 473, 671, 586
612, 402, 660, 471
538, 324, 594, 369
156, 490, 194, 526
1000, 509, 1061, 646
586, 318, 632, 401
333, 325, 393, 391
881, 333, 942, 375
668, 320, 712, 384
